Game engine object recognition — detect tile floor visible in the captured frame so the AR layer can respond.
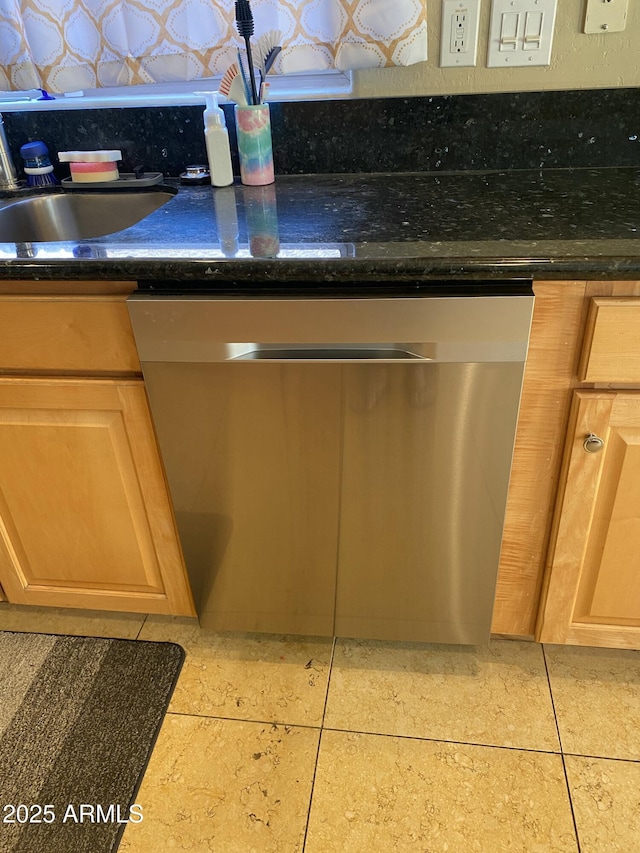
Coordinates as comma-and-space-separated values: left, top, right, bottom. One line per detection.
3, 603, 640, 852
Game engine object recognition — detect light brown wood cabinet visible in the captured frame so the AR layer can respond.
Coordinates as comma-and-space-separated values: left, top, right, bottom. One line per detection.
535, 295, 640, 648
537, 390, 640, 647
0, 290, 195, 616
493, 283, 640, 649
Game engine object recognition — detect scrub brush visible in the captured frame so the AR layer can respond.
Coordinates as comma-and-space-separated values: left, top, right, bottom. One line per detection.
235, 0, 259, 105
19, 141, 59, 186
256, 29, 282, 76
236, 49, 253, 106
219, 62, 249, 105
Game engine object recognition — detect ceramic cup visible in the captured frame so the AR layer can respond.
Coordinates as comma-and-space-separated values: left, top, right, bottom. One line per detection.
234, 104, 275, 186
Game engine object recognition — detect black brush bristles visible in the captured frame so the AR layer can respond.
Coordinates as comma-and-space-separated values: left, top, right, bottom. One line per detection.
235, 0, 259, 104
235, 0, 254, 37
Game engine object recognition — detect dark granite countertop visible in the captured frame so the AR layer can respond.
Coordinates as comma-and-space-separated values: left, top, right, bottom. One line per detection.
2, 167, 640, 287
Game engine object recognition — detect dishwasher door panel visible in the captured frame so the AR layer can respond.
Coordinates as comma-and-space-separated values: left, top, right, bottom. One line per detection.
130, 292, 534, 643
143, 361, 342, 635
337, 360, 525, 644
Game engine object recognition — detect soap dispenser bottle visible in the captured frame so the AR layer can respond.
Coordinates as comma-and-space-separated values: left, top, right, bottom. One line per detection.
204, 93, 234, 187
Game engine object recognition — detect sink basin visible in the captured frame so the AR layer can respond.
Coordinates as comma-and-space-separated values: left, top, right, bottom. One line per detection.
0, 189, 176, 242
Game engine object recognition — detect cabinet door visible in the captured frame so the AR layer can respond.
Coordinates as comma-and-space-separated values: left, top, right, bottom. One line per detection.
0, 377, 194, 616
537, 390, 640, 648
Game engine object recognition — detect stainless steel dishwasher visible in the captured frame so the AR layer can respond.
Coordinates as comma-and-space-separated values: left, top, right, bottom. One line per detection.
128, 284, 534, 644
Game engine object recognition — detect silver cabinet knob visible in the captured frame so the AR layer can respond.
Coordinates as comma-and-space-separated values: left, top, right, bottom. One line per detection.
583, 433, 605, 453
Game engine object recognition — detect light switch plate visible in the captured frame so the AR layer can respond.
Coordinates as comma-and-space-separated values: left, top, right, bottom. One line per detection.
487, 0, 557, 67
440, 0, 481, 67
584, 0, 628, 33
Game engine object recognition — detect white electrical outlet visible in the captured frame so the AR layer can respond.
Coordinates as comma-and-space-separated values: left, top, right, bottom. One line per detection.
487, 0, 557, 67
440, 0, 481, 67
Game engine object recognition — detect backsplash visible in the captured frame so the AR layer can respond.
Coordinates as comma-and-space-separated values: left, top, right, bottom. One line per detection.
4, 86, 640, 179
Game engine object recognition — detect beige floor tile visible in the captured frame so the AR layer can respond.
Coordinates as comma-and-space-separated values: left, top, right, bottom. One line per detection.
0, 602, 145, 639
306, 730, 577, 853
565, 755, 640, 852
324, 637, 559, 750
544, 644, 640, 760
139, 615, 333, 726
119, 714, 319, 853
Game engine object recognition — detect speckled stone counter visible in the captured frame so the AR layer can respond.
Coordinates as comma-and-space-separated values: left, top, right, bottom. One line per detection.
2, 167, 640, 287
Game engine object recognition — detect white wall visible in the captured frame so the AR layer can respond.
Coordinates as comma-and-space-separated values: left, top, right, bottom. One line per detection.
353, 0, 640, 97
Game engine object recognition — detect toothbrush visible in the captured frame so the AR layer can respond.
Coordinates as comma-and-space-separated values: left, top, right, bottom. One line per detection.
235, 0, 259, 105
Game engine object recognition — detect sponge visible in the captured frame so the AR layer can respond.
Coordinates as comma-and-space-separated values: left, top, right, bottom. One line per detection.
58, 150, 122, 183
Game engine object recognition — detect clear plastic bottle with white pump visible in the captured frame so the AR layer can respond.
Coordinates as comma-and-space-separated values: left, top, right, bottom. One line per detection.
204, 93, 234, 187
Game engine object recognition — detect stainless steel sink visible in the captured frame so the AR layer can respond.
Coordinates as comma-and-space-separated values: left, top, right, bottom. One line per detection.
0, 189, 175, 242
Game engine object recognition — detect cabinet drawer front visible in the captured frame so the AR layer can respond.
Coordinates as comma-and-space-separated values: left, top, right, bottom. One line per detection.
580, 298, 640, 383
0, 297, 141, 374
